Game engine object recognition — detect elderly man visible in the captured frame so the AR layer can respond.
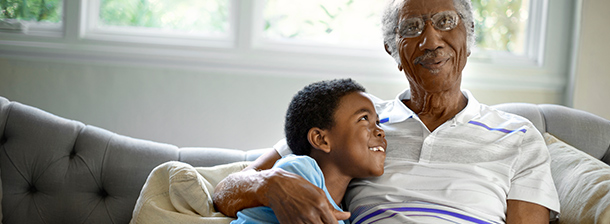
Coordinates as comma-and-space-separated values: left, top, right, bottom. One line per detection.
214, 0, 560, 223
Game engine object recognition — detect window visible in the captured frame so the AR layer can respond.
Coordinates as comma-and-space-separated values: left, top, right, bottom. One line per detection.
97, 0, 229, 36
0, 0, 576, 94
472, 0, 529, 55
80, 0, 231, 46
262, 0, 384, 48
0, 0, 62, 35
261, 0, 538, 61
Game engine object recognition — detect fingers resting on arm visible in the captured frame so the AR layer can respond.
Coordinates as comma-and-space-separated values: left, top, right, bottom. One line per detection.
263, 169, 351, 224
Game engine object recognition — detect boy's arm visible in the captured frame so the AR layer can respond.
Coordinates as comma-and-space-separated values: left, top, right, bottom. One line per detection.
213, 149, 349, 223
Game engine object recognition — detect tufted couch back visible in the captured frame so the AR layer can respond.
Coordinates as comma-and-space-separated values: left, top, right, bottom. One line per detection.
0, 97, 265, 224
1, 96, 609, 223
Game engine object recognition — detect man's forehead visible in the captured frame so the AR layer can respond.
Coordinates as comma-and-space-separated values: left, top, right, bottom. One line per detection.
399, 0, 456, 16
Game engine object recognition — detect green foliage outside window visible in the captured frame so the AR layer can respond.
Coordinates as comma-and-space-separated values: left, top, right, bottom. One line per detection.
263, 0, 384, 45
471, 0, 529, 54
99, 0, 229, 34
0, 0, 62, 22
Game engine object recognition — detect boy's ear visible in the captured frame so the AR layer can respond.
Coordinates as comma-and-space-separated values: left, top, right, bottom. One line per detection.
307, 127, 331, 153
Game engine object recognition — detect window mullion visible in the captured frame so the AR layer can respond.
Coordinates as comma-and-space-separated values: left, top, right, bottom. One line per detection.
63, 0, 83, 43
235, 0, 259, 50
525, 0, 548, 65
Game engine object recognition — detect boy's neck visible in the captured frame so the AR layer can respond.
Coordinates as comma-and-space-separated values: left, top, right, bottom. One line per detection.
309, 152, 353, 206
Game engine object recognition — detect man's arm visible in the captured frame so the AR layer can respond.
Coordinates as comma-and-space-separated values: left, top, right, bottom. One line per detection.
212, 149, 281, 216
213, 149, 350, 223
506, 200, 549, 224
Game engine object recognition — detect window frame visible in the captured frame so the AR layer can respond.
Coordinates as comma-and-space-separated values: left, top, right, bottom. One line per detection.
0, 0, 575, 99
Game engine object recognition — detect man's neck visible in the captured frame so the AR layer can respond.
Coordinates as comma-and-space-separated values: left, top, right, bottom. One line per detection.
403, 87, 467, 132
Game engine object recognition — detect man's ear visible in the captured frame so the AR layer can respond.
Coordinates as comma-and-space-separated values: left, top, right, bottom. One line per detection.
386, 43, 404, 71
384, 43, 392, 55
307, 127, 331, 153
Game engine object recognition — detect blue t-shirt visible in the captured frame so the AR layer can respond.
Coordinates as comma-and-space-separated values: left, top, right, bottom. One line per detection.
231, 155, 346, 224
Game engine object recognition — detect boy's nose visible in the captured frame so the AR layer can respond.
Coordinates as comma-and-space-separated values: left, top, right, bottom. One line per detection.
375, 127, 385, 138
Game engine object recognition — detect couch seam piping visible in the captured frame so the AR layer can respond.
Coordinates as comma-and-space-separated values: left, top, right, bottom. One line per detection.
538, 105, 548, 133
0, 101, 12, 143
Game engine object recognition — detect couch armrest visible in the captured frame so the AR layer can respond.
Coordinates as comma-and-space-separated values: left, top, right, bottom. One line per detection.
493, 103, 610, 165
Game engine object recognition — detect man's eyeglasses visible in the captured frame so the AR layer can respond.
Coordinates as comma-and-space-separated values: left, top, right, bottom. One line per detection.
396, 11, 461, 38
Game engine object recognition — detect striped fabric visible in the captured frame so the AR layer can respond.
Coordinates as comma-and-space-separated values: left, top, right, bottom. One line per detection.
273, 89, 560, 223
344, 89, 560, 223
351, 202, 499, 224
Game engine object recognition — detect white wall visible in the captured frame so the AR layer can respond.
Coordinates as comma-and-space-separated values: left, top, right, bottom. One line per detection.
0, 54, 563, 149
572, 0, 610, 120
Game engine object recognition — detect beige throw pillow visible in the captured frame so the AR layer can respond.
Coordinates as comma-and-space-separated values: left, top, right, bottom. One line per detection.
130, 161, 249, 224
544, 133, 610, 224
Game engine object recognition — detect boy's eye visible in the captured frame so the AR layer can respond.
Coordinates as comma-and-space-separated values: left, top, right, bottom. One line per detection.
360, 115, 369, 121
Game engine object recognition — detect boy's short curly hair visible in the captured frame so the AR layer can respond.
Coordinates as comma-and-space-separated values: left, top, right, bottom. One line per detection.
285, 78, 366, 156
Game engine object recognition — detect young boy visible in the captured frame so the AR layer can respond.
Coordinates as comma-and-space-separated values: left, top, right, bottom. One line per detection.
231, 78, 387, 224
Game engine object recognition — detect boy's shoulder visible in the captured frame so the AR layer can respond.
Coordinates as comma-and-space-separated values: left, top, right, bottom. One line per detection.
274, 155, 318, 173
274, 155, 324, 188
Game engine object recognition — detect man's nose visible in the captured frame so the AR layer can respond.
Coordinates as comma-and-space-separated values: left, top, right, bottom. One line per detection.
418, 22, 445, 51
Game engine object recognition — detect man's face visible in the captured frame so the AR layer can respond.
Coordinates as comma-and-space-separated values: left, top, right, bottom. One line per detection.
396, 0, 469, 93
326, 92, 387, 178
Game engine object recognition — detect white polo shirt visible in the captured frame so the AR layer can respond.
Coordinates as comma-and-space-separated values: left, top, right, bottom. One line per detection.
275, 89, 560, 223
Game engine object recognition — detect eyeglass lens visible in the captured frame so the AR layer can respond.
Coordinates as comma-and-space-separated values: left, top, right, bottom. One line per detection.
398, 11, 460, 38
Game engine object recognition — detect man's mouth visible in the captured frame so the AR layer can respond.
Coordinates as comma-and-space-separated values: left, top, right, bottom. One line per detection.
419, 58, 450, 70
413, 50, 452, 73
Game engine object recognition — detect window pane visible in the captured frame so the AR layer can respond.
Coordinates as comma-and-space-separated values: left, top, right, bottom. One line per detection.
263, 0, 384, 47
99, 0, 229, 35
264, 0, 531, 55
0, 0, 62, 23
472, 0, 530, 55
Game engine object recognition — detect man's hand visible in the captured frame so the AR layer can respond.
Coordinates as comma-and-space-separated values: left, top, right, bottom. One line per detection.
213, 149, 350, 223
259, 168, 351, 224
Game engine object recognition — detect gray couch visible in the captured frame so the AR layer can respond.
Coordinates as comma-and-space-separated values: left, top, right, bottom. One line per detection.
1, 96, 609, 224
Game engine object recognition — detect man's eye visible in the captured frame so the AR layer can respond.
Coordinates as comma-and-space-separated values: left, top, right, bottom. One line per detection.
432, 11, 459, 31
435, 16, 455, 30
400, 19, 423, 37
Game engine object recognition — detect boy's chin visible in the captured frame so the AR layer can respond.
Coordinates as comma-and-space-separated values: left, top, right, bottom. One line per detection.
370, 164, 385, 177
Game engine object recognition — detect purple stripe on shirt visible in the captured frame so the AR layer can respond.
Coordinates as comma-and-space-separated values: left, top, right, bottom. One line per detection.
354, 207, 494, 224
468, 121, 527, 133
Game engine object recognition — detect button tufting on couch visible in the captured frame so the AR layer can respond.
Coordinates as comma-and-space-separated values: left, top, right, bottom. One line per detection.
0, 96, 266, 224
1, 96, 609, 224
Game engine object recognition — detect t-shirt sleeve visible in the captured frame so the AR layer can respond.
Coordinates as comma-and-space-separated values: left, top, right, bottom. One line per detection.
273, 138, 293, 157
273, 155, 324, 189
507, 125, 560, 216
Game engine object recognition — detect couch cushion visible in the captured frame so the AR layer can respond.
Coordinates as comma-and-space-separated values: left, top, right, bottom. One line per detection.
545, 133, 610, 224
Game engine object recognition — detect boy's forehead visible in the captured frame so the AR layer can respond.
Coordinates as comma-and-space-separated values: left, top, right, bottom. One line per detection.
336, 92, 375, 114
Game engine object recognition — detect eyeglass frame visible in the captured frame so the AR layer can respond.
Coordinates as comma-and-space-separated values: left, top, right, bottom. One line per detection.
395, 11, 464, 38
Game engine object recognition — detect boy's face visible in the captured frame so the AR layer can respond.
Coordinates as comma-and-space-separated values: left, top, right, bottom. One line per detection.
327, 91, 387, 178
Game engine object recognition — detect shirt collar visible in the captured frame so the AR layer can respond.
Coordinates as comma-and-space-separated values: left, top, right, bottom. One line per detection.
375, 89, 481, 125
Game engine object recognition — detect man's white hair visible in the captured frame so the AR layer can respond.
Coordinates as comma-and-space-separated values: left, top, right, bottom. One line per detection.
381, 0, 476, 66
